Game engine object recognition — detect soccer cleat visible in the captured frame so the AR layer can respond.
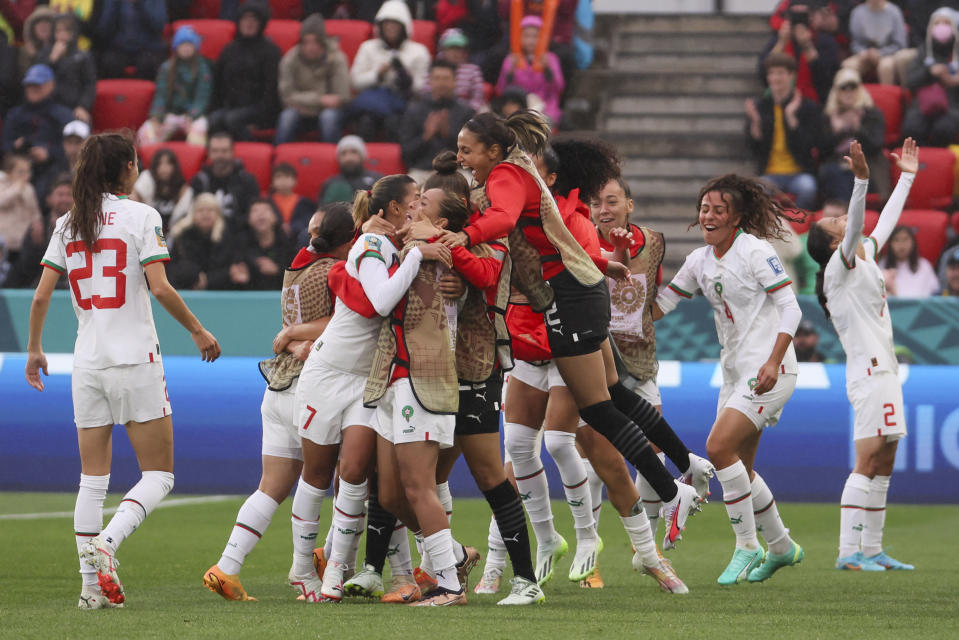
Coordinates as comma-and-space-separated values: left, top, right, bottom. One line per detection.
662, 482, 702, 550
866, 551, 914, 570
343, 564, 385, 598
288, 568, 326, 602
413, 566, 438, 595
203, 564, 256, 601
579, 566, 604, 589
408, 586, 466, 607
683, 453, 715, 502
319, 560, 346, 602
748, 542, 804, 582
456, 545, 481, 591
717, 547, 765, 585
835, 551, 886, 571
78, 585, 122, 609
568, 535, 603, 582
79, 536, 125, 605
535, 534, 568, 585
496, 576, 546, 605
312, 548, 327, 579
641, 558, 689, 594
381, 574, 422, 603
474, 566, 503, 594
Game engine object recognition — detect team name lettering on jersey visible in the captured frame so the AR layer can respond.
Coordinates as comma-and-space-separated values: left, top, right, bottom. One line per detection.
99, 211, 117, 226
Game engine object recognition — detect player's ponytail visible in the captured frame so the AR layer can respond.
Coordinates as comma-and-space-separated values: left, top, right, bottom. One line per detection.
505, 109, 551, 157
806, 222, 834, 320
311, 202, 354, 254
71, 133, 136, 251
351, 174, 416, 228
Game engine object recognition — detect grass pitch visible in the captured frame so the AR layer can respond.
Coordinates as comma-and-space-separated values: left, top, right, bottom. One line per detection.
0, 493, 955, 639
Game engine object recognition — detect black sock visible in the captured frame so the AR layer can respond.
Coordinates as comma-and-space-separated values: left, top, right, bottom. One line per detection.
579, 400, 678, 502
363, 485, 397, 574
483, 480, 536, 582
608, 381, 691, 474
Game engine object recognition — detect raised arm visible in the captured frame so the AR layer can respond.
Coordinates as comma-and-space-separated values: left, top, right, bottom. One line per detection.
840, 140, 869, 266
870, 138, 919, 257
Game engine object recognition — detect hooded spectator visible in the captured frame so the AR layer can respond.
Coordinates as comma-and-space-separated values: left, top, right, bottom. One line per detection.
95, 0, 168, 79
189, 132, 261, 224
902, 8, 959, 147
37, 14, 96, 123
18, 6, 56, 75
318, 135, 383, 204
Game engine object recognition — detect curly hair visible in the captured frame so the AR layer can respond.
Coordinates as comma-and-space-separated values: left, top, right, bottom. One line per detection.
693, 174, 804, 241
551, 136, 622, 203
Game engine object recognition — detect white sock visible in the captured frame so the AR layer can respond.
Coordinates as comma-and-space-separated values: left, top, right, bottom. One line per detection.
437, 481, 453, 523
423, 529, 459, 592
414, 530, 433, 575
544, 430, 596, 540
839, 473, 871, 557
716, 461, 759, 550
75, 474, 109, 586
99, 471, 174, 555
217, 490, 279, 575
485, 516, 507, 571
505, 422, 556, 545
635, 452, 666, 533
387, 524, 413, 577
582, 458, 604, 528
330, 479, 367, 565
323, 521, 334, 560
750, 472, 791, 555
290, 477, 326, 576
621, 508, 659, 566
862, 475, 890, 557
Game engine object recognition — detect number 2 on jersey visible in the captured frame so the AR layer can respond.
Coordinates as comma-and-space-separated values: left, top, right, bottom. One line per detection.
66, 239, 127, 310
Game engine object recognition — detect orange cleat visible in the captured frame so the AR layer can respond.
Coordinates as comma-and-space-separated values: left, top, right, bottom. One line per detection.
312, 548, 327, 580
579, 566, 605, 589
413, 566, 438, 595
381, 575, 422, 604
203, 565, 256, 601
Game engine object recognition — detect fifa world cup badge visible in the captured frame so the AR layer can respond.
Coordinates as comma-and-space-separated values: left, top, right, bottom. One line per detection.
401, 405, 414, 423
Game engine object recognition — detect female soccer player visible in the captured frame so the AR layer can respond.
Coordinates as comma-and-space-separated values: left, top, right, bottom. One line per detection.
653, 174, 804, 585
447, 111, 709, 551
203, 203, 356, 601
806, 138, 918, 572
25, 133, 220, 609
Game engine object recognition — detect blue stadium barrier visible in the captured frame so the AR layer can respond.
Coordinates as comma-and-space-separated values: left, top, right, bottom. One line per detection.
1, 355, 957, 503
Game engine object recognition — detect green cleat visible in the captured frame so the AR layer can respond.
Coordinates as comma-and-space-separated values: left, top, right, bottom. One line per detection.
748, 542, 804, 582
717, 547, 765, 585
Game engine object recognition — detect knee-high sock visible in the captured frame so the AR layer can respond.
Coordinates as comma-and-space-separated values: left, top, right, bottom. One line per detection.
750, 472, 791, 555
483, 480, 536, 582
387, 523, 413, 577
75, 474, 110, 586
621, 501, 659, 566
364, 486, 398, 573
290, 477, 326, 576
323, 521, 334, 559
544, 430, 595, 538
716, 461, 759, 550
862, 475, 890, 557
437, 481, 453, 524
635, 452, 666, 533
504, 422, 556, 545
485, 515, 508, 571
330, 479, 367, 566
414, 531, 433, 575
839, 473, 871, 557
608, 381, 690, 473
217, 490, 279, 575
579, 401, 678, 503
99, 471, 174, 555
423, 529, 459, 592
582, 458, 604, 528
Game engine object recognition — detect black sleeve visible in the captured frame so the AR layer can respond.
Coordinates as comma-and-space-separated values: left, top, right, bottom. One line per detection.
858, 107, 886, 156
809, 34, 840, 104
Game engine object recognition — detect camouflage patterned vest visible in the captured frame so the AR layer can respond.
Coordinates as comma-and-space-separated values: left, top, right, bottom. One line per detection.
455, 242, 514, 383
608, 227, 664, 383
364, 246, 459, 415
258, 256, 337, 391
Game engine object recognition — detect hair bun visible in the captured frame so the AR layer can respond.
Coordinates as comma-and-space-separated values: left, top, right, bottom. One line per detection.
311, 236, 330, 252
432, 150, 458, 175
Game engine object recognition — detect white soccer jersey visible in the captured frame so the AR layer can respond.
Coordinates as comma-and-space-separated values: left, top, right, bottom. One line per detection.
824, 237, 897, 382
666, 230, 798, 381
41, 195, 170, 369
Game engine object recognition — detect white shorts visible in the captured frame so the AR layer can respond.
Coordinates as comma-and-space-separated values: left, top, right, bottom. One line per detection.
261, 384, 302, 460
718, 373, 797, 430
295, 364, 375, 446
623, 374, 661, 407
508, 360, 566, 393
72, 362, 171, 429
847, 372, 907, 442
374, 378, 454, 448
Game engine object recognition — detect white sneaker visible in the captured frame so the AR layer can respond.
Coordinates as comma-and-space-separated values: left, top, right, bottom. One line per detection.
77, 584, 122, 609
683, 453, 715, 502
662, 481, 702, 550
288, 567, 325, 603
473, 566, 503, 594
343, 563, 385, 598
79, 536, 124, 606
535, 534, 568, 585
568, 534, 603, 582
320, 560, 346, 602
496, 576, 546, 605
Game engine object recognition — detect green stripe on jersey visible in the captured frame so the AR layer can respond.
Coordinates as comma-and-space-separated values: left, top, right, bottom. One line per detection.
355, 249, 385, 270
141, 254, 170, 266
667, 282, 693, 298
41, 259, 65, 274
764, 278, 792, 293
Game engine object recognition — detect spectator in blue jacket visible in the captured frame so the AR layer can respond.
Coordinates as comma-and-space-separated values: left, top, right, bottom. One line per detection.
96, 0, 167, 80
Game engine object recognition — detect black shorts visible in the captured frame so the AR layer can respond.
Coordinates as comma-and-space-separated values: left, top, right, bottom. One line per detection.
455, 373, 504, 436
544, 269, 610, 358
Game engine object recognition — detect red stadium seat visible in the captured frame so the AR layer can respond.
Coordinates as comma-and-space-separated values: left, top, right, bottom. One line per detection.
172, 19, 235, 61
325, 20, 373, 65
138, 142, 207, 182
264, 19, 301, 54
897, 209, 949, 264
92, 79, 155, 133
233, 142, 275, 194
269, 0, 303, 20
365, 143, 406, 176
890, 146, 955, 209
188, 0, 222, 19
412, 20, 438, 56
863, 83, 906, 147
273, 143, 338, 199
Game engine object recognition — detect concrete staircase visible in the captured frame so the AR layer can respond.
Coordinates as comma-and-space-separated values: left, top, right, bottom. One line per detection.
588, 13, 770, 277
